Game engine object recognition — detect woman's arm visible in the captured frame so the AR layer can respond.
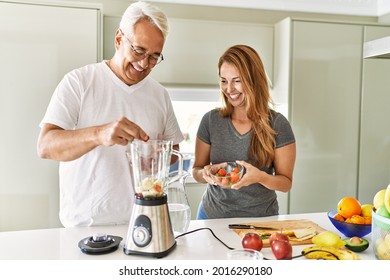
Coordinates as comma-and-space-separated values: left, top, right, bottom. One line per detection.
232, 143, 296, 192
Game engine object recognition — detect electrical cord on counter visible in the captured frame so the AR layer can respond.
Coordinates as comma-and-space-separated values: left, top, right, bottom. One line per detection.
175, 227, 235, 250
174, 227, 306, 260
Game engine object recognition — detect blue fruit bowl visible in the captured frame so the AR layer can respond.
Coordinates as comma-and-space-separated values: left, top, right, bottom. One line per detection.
327, 210, 371, 238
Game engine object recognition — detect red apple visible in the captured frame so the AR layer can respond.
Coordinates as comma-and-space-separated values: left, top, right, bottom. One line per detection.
269, 232, 289, 245
242, 233, 263, 251
271, 239, 292, 260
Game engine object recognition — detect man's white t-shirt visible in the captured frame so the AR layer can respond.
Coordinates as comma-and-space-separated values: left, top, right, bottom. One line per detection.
40, 61, 184, 227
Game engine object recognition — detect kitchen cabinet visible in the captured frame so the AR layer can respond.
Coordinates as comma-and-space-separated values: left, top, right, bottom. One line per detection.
274, 18, 390, 214
104, 17, 274, 87
358, 26, 390, 204
0, 0, 102, 231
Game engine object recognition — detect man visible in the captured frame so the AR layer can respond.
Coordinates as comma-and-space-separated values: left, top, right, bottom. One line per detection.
37, 2, 183, 227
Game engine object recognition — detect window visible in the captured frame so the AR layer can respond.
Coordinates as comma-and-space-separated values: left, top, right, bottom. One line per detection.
168, 87, 220, 154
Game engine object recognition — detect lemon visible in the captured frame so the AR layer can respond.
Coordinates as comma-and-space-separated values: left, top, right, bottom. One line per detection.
361, 204, 374, 217
312, 231, 346, 248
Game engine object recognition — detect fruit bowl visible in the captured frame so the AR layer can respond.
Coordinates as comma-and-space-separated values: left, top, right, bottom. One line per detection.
372, 209, 390, 260
327, 210, 371, 238
211, 162, 244, 188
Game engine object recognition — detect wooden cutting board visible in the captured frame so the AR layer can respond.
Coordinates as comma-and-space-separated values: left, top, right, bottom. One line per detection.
231, 219, 327, 247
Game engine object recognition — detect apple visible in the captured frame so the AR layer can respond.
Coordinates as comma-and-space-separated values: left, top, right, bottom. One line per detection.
269, 232, 289, 245
271, 239, 292, 260
376, 205, 390, 219
373, 189, 386, 210
385, 184, 390, 214
242, 233, 263, 251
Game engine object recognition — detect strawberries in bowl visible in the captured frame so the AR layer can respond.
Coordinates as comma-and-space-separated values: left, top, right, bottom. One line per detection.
211, 162, 244, 188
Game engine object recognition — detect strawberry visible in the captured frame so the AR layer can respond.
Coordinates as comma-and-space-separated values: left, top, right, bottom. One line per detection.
230, 173, 240, 183
153, 184, 162, 193
217, 168, 227, 176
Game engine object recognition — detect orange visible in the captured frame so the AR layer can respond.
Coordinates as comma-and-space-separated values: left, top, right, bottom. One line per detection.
363, 216, 372, 224
349, 215, 366, 224
337, 197, 362, 219
345, 217, 353, 223
333, 213, 345, 222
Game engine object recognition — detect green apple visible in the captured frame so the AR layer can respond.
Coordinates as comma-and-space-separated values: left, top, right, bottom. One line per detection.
373, 189, 386, 210
385, 184, 390, 214
376, 205, 390, 219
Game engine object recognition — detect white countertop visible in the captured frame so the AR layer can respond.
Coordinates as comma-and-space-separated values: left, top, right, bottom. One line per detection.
0, 212, 376, 260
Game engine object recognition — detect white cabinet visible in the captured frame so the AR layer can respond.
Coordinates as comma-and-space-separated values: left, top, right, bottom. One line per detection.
104, 17, 274, 87
358, 26, 390, 203
275, 18, 390, 214
274, 18, 364, 213
0, 1, 102, 230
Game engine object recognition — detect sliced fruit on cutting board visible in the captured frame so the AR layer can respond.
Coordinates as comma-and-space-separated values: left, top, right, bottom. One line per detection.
230, 219, 326, 247
284, 226, 317, 241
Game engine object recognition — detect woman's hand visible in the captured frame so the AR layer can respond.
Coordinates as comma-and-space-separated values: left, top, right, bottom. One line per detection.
230, 160, 263, 190
202, 162, 228, 187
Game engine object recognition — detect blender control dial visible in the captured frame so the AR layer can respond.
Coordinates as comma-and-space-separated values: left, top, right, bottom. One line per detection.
132, 214, 152, 247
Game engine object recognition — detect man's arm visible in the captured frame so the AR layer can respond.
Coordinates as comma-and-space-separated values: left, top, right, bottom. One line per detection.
37, 117, 149, 161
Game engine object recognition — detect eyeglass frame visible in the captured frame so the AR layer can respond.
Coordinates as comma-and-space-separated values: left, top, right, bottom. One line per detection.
119, 29, 164, 66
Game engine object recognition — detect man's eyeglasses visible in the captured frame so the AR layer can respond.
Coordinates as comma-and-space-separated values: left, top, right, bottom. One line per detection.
120, 29, 164, 66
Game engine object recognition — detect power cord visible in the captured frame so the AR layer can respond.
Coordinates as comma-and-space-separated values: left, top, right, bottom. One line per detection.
175, 227, 306, 260
175, 227, 235, 250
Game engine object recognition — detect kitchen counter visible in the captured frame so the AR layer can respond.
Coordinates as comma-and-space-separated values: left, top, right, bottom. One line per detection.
0, 212, 376, 260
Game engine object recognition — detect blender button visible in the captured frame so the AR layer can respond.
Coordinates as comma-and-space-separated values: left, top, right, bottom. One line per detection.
133, 227, 151, 246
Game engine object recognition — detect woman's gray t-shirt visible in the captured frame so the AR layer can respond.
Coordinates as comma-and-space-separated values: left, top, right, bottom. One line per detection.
197, 109, 295, 219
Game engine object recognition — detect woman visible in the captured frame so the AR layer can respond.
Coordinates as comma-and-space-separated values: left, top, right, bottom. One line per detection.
192, 45, 296, 219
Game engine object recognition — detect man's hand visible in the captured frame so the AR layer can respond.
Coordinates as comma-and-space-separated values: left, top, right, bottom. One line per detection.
99, 116, 149, 146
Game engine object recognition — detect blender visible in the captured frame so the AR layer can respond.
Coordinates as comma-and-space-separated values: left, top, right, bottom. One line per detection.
123, 140, 183, 258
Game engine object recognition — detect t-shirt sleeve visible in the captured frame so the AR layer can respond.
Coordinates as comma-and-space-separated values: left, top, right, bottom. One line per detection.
39, 71, 81, 130
273, 112, 295, 149
196, 110, 212, 145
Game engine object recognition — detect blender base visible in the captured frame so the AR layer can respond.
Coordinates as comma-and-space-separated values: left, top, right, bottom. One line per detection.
123, 241, 176, 258
123, 195, 177, 258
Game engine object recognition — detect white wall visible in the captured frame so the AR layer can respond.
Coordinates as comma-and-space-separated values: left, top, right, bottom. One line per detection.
0, 0, 101, 231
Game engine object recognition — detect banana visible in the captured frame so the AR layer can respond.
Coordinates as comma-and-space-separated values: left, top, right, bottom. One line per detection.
302, 245, 360, 260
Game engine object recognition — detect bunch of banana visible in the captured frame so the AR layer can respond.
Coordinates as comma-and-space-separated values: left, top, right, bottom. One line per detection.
302, 245, 360, 260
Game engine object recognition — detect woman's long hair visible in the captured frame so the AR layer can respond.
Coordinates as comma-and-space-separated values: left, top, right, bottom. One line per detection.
218, 45, 276, 167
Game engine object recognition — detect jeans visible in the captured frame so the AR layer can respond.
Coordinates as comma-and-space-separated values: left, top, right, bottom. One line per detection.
196, 201, 208, 220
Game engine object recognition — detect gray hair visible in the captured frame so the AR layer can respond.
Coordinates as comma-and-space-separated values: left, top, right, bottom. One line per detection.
119, 1, 169, 40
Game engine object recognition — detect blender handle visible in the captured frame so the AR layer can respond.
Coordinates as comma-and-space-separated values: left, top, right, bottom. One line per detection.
168, 149, 183, 184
